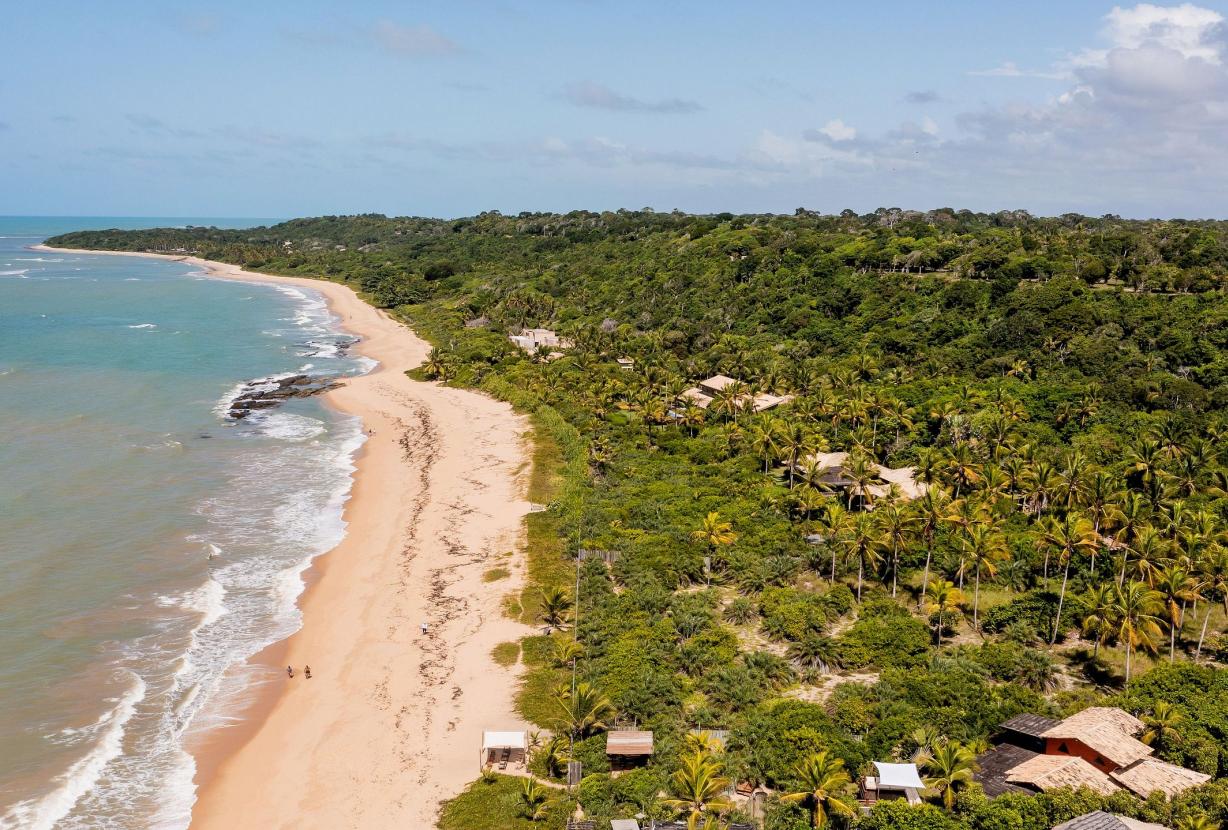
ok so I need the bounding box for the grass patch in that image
[438,773,570,830]
[515,635,567,728]
[492,641,521,667]
[483,567,511,583]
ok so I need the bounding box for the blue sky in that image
[4,1,1228,218]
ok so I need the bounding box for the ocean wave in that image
[15,257,64,262]
[0,268,29,277]
[0,672,146,830]
[257,412,328,441]
[128,323,157,329]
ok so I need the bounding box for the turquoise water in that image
[0,218,370,828]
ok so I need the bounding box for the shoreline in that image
[37,245,537,828]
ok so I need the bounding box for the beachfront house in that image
[1052,812,1170,830]
[798,451,926,504]
[677,375,792,413]
[606,730,653,770]
[974,707,1209,801]
[509,327,572,357]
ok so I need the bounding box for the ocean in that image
[0,218,371,828]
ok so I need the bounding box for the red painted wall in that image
[1044,737,1118,773]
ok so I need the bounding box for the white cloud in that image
[1102,2,1224,62]
[562,81,703,114]
[372,22,460,57]
[818,119,857,141]
[970,61,1069,80]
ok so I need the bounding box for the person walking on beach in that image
[304,665,312,679]
[287,665,294,678]
[420,621,429,636]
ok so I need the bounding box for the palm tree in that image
[538,586,573,633]
[1141,700,1185,752]
[554,682,615,737]
[1153,564,1199,661]
[1112,581,1164,685]
[923,741,977,810]
[549,638,584,669]
[1127,526,1173,587]
[779,751,856,829]
[1038,514,1097,644]
[662,750,733,819]
[878,502,917,598]
[962,523,1008,631]
[818,503,850,584]
[787,633,843,674]
[692,512,737,571]
[1174,815,1220,830]
[778,422,819,488]
[843,512,884,601]
[747,418,782,474]
[1082,584,1118,658]
[1197,547,1228,660]
[517,778,551,821]
[924,580,964,646]
[915,488,950,610]
[945,444,982,499]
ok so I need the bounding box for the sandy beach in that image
[37,246,536,828]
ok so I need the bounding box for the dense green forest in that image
[50,209,1228,830]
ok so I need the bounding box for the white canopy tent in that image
[482,731,527,751]
[863,762,925,806]
[873,762,925,790]
[481,730,528,769]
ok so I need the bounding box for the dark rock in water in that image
[226,373,343,419]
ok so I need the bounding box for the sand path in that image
[39,246,535,829]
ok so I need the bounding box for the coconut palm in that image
[878,502,917,598]
[692,512,738,572]
[554,682,615,737]
[517,778,551,821]
[923,741,978,810]
[915,488,950,610]
[538,586,573,633]
[549,638,584,669]
[818,503,851,584]
[1153,564,1199,661]
[1128,526,1173,587]
[778,422,820,488]
[662,750,733,819]
[924,580,964,646]
[843,512,884,601]
[1112,581,1165,685]
[1082,584,1118,658]
[747,418,782,474]
[1141,700,1185,751]
[1038,514,1097,644]
[779,751,857,829]
[962,523,1009,631]
[1174,815,1220,830]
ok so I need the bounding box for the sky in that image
[4,1,1228,219]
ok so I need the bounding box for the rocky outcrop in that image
[227,374,342,419]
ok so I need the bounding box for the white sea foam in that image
[0,268,29,276]
[128,323,157,329]
[259,412,327,441]
[0,673,146,830]
[7,259,374,828]
[15,257,63,262]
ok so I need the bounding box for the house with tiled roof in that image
[1052,812,1169,830]
[1040,707,1152,773]
[977,707,1209,802]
